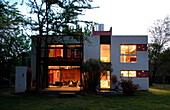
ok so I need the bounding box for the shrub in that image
[119,79,138,95]
[111,75,118,84]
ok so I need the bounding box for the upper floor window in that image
[100,44,110,62]
[67,45,82,58]
[48,44,82,58]
[120,45,137,63]
[49,45,63,58]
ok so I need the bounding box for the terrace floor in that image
[41,86,83,94]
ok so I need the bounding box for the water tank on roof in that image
[98,24,104,31]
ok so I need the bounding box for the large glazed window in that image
[49,45,63,58]
[48,66,80,87]
[120,45,137,63]
[100,44,110,62]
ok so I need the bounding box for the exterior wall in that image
[31,35,149,90]
[111,36,149,90]
[15,66,27,93]
[84,35,100,61]
[84,35,149,90]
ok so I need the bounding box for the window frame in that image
[48,44,83,59]
[120,44,137,63]
[120,70,137,78]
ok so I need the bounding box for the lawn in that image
[0,85,170,110]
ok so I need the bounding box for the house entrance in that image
[48,66,81,88]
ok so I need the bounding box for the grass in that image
[0,84,170,110]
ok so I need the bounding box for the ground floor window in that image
[100,71,111,89]
[121,70,148,78]
[121,70,136,77]
[48,66,80,87]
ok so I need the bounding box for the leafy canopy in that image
[26,0,97,36]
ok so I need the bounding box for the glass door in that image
[100,71,111,89]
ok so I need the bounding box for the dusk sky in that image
[10,0,170,35]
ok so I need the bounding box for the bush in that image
[119,79,138,95]
[111,75,118,84]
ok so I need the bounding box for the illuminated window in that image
[121,71,136,77]
[48,66,80,87]
[129,71,136,77]
[100,44,110,62]
[121,71,128,77]
[100,71,110,89]
[48,45,63,58]
[120,45,137,63]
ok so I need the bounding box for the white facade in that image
[31,34,149,90]
[84,35,149,90]
[15,66,27,93]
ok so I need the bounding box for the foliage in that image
[157,48,170,76]
[81,59,113,94]
[25,0,97,89]
[153,48,170,84]
[111,74,118,84]
[119,79,138,95]
[0,0,30,88]
[148,16,170,85]
[148,16,170,46]
[26,0,96,37]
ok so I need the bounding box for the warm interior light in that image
[129,71,136,77]
[121,71,128,77]
[100,44,110,62]
[100,71,110,89]
[121,71,136,77]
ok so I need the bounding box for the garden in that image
[0,84,170,110]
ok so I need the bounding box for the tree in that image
[25,0,96,89]
[26,0,96,36]
[81,59,113,94]
[148,16,170,85]
[156,48,170,84]
[0,0,30,88]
